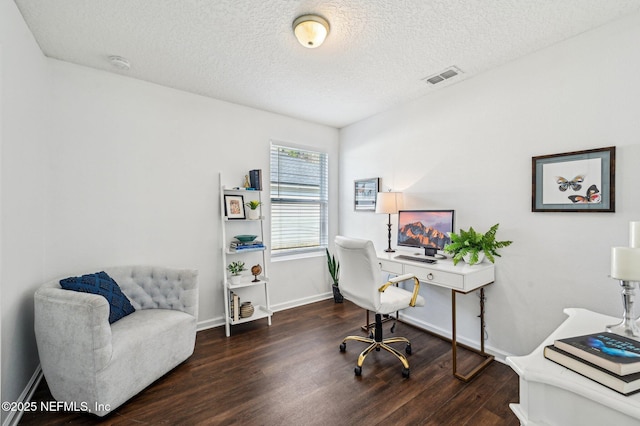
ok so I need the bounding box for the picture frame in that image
[532,146,615,212]
[224,194,246,219]
[354,178,380,211]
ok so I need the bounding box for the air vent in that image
[422,66,463,85]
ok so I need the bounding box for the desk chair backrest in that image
[335,236,382,312]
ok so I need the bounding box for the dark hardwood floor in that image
[20,299,519,425]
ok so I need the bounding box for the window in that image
[270,143,328,256]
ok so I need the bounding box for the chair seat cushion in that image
[379,286,425,314]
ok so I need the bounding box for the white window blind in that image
[270,143,328,256]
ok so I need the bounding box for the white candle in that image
[611,247,640,281]
[630,221,640,249]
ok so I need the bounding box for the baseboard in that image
[398,312,513,364]
[196,293,333,332]
[196,317,225,331]
[2,366,43,426]
[270,292,332,312]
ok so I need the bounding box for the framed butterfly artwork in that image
[532,146,615,212]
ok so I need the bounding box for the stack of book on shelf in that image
[544,331,640,395]
[229,240,265,252]
[230,292,240,322]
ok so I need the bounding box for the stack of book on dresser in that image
[544,332,640,395]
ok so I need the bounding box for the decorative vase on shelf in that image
[240,302,254,318]
[463,251,485,265]
[247,209,259,220]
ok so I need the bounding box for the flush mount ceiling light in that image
[108,55,130,70]
[293,14,329,48]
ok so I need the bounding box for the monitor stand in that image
[424,247,437,257]
[423,247,447,260]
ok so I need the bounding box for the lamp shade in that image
[293,15,329,48]
[611,247,640,281]
[630,221,640,249]
[375,192,403,215]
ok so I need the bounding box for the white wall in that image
[1,1,339,417]
[45,60,339,325]
[340,12,640,357]
[0,0,49,421]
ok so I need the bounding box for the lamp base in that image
[606,280,640,339]
[384,248,395,253]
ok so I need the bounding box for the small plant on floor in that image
[326,248,343,303]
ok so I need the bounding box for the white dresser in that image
[507,308,640,425]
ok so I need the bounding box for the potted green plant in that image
[245,200,262,220]
[444,223,512,265]
[227,261,246,284]
[326,248,342,303]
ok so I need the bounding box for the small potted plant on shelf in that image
[444,223,513,265]
[227,261,246,284]
[326,248,342,303]
[245,200,262,220]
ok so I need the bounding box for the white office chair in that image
[335,236,425,378]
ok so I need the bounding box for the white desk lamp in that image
[375,191,403,253]
[607,246,640,338]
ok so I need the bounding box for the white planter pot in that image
[230,275,242,285]
[463,251,485,265]
[247,209,260,220]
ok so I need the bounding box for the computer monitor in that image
[397,210,455,256]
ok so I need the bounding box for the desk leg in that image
[452,287,494,382]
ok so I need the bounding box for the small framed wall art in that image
[224,194,246,219]
[354,178,379,211]
[532,146,615,212]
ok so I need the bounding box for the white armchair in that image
[34,266,198,416]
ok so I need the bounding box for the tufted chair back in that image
[105,266,198,318]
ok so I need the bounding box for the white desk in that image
[377,251,495,381]
[507,308,640,426]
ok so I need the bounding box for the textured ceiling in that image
[14,0,640,128]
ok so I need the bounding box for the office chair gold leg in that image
[357,342,379,367]
[342,335,373,345]
[382,337,410,345]
[380,343,410,369]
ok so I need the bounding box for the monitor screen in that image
[397,210,454,255]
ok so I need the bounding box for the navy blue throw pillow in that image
[60,271,135,324]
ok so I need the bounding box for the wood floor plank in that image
[19,299,519,425]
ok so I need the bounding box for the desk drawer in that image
[405,264,464,290]
[379,259,403,274]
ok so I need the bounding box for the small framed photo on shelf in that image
[354,178,379,211]
[224,195,246,219]
[532,146,615,212]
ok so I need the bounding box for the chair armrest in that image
[34,285,113,375]
[378,274,421,307]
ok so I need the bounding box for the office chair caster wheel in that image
[354,366,362,376]
[339,342,346,352]
[405,344,412,355]
[390,323,396,333]
[402,368,410,378]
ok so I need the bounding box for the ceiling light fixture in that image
[108,55,131,70]
[293,14,329,48]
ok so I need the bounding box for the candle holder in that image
[608,246,640,339]
[606,280,640,338]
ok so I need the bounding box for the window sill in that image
[271,249,325,262]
